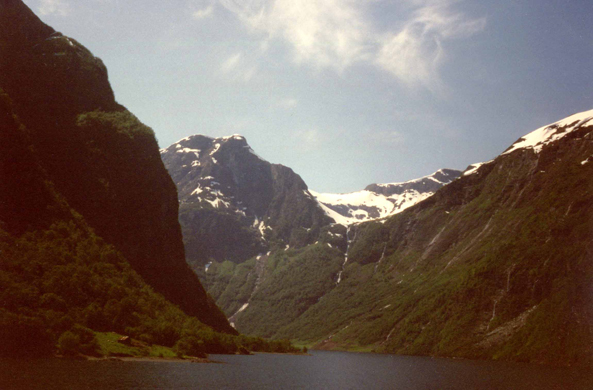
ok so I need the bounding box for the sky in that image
[22,0,593,193]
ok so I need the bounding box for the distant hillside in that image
[164,109,593,366]
[161,134,459,334]
[312,169,461,225]
[284,110,593,366]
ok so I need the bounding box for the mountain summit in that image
[312,169,461,225]
[161,134,332,267]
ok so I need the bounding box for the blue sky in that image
[23,0,593,193]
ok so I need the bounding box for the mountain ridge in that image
[280,108,593,366]
[165,108,593,366]
[312,168,462,225]
[161,131,465,340]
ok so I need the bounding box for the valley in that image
[163,110,593,366]
[2,0,592,373]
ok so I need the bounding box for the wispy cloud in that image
[220,52,258,82]
[376,4,486,90]
[192,5,214,19]
[292,128,327,151]
[38,0,71,16]
[188,0,216,20]
[221,52,243,72]
[214,0,485,90]
[220,0,371,71]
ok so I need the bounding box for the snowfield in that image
[310,169,457,225]
[503,109,593,155]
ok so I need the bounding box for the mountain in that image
[0,0,234,337]
[279,109,593,366]
[311,169,461,225]
[165,109,593,366]
[160,134,333,268]
[161,135,459,332]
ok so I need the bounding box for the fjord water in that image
[1,351,589,390]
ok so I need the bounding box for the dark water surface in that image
[0,350,590,389]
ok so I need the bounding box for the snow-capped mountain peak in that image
[312,169,462,225]
[461,108,593,179]
[503,109,593,156]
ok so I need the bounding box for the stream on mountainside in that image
[336,226,356,284]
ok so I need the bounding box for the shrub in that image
[174,336,206,358]
[57,331,80,356]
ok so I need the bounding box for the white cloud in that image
[192,5,214,19]
[376,5,486,89]
[38,0,71,16]
[216,0,485,90]
[221,0,371,71]
[220,52,258,82]
[221,52,243,72]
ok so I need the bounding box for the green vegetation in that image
[95,332,177,358]
[0,8,300,361]
[199,124,593,367]
[77,110,155,140]
[0,220,300,358]
[58,325,100,356]
[202,243,344,337]
[282,131,593,366]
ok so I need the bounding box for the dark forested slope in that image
[0,0,233,335]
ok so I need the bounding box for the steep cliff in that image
[161,134,332,267]
[162,134,461,335]
[0,0,233,334]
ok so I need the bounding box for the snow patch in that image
[210,143,221,156]
[462,160,493,177]
[311,186,434,225]
[191,185,204,195]
[503,109,593,155]
[237,303,249,313]
[175,147,201,159]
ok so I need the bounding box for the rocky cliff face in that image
[161,134,332,267]
[162,134,463,336]
[0,0,234,334]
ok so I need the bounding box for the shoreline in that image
[66,355,219,364]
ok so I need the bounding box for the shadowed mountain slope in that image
[0,0,233,334]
